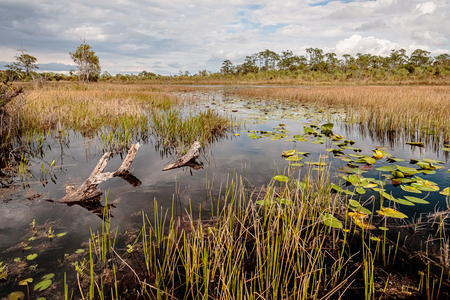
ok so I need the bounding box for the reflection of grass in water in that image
[72,168,448,299]
[151,109,236,154]
[226,86,450,141]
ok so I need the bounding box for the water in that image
[1,88,450,297]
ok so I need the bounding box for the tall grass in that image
[74,167,449,299]
[226,86,450,141]
[151,109,236,154]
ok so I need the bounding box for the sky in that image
[0,0,449,75]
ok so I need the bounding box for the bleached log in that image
[60,143,140,203]
[162,141,202,171]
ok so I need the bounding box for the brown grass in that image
[226,85,450,140]
[13,83,193,132]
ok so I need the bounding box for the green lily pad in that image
[26,254,37,260]
[282,150,296,157]
[404,196,430,204]
[7,291,25,300]
[393,198,415,206]
[400,185,422,194]
[19,278,33,285]
[34,279,52,292]
[331,184,344,193]
[356,187,366,194]
[273,175,289,182]
[42,273,55,280]
[396,165,420,175]
[289,163,304,167]
[321,213,343,229]
[440,188,450,196]
[423,158,444,164]
[363,156,376,165]
[375,166,397,172]
[378,207,408,219]
[387,157,405,162]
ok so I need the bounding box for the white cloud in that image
[335,34,399,56]
[415,2,437,15]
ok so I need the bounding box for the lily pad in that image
[377,207,407,219]
[273,175,289,182]
[396,165,420,175]
[321,213,343,229]
[7,291,25,300]
[423,158,444,164]
[440,188,450,196]
[375,166,397,172]
[282,150,296,157]
[353,218,376,230]
[42,273,55,280]
[26,254,37,260]
[289,163,304,167]
[404,196,430,204]
[387,157,405,162]
[285,155,303,161]
[393,198,415,206]
[19,278,33,285]
[34,279,52,292]
[400,185,422,194]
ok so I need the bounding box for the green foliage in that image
[69,40,101,82]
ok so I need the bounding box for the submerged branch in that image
[60,143,141,203]
[162,141,202,171]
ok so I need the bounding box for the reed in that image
[73,166,450,299]
[226,85,450,140]
[151,109,236,154]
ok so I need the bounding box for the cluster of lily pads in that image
[261,122,450,231]
[0,219,90,299]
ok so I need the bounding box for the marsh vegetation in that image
[1,82,450,300]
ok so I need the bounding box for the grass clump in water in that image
[151,109,236,154]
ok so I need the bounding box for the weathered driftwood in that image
[60,143,141,203]
[163,141,202,171]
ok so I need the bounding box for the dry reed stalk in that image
[227,86,450,139]
[10,83,185,131]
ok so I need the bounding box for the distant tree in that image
[389,49,407,69]
[220,60,234,74]
[355,53,372,70]
[13,44,38,76]
[434,54,450,66]
[278,50,295,70]
[325,52,339,72]
[257,49,279,71]
[409,49,432,67]
[69,40,100,82]
[4,64,23,81]
[238,55,259,74]
[306,48,324,70]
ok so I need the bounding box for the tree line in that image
[2,44,450,83]
[219,48,450,77]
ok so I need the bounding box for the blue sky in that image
[0,0,448,75]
